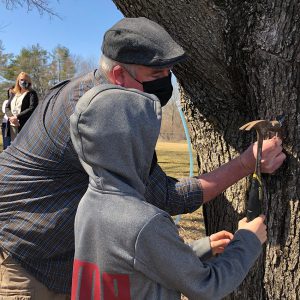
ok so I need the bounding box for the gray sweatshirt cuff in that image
[189,236,213,260]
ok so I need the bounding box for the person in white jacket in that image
[1,87,13,150]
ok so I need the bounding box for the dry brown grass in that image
[155,140,205,242]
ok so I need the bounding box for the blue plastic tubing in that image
[174,99,194,224]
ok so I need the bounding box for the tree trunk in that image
[112,1,300,299]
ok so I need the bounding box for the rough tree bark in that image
[112,1,300,299]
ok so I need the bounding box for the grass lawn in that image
[156,140,206,242]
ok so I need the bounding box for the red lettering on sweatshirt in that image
[71,259,101,300]
[102,273,131,300]
[71,259,131,300]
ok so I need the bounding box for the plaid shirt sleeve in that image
[145,162,203,216]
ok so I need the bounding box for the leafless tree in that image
[2,0,59,17]
[112,1,300,299]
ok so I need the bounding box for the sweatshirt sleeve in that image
[145,162,203,215]
[134,213,261,300]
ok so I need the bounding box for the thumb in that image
[238,217,247,226]
[251,214,266,224]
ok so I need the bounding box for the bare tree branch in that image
[2,0,61,18]
[0,23,9,32]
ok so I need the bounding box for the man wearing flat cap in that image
[0,17,285,299]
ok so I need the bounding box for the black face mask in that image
[125,69,173,107]
[19,80,29,89]
[141,73,173,107]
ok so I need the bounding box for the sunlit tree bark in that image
[113,1,300,299]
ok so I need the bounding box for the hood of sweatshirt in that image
[70,84,161,197]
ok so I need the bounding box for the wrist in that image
[238,154,253,174]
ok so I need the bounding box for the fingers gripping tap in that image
[240,118,283,221]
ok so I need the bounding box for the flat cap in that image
[101,17,186,67]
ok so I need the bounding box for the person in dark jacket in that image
[5,71,39,141]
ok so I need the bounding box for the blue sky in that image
[0,0,123,61]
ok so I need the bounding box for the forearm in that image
[147,154,250,212]
[135,216,262,300]
[198,155,251,203]
[198,137,286,202]
[145,163,203,215]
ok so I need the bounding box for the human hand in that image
[9,116,20,127]
[239,137,286,174]
[209,230,234,255]
[238,215,267,244]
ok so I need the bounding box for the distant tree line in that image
[160,88,187,142]
[0,40,97,102]
[0,39,187,142]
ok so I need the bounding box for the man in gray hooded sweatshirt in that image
[70,82,266,300]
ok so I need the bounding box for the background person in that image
[5,72,39,141]
[0,17,285,299]
[1,87,14,150]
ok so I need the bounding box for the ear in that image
[110,65,125,86]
